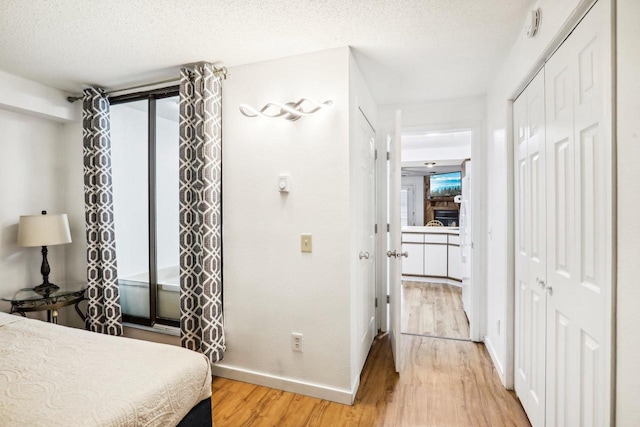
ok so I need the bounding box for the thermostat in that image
[278,174,290,192]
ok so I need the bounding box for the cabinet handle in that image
[546,285,553,296]
[396,251,408,258]
[386,250,397,258]
[359,251,370,260]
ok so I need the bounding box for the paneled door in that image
[514,68,547,427]
[544,0,613,425]
[356,109,377,374]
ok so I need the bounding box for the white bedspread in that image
[0,312,211,427]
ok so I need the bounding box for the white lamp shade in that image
[17,213,72,247]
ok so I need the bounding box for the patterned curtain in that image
[179,64,225,363]
[82,87,123,336]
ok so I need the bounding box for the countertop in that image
[402,226,460,235]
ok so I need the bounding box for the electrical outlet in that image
[292,333,303,352]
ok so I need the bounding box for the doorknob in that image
[396,251,408,258]
[359,251,370,260]
[386,250,397,258]
[536,278,546,290]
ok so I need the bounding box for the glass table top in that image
[2,283,88,303]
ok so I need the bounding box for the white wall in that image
[0,69,75,122]
[0,71,78,319]
[217,47,355,403]
[0,110,65,317]
[484,0,595,386]
[57,108,88,328]
[616,0,640,422]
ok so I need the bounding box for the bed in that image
[0,312,212,426]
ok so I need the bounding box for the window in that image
[110,88,180,327]
[401,185,415,227]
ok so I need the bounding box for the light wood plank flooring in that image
[402,281,470,339]
[211,334,530,426]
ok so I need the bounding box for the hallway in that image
[402,280,470,340]
[211,334,529,426]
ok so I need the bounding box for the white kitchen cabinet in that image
[424,243,447,277]
[401,229,460,281]
[401,243,424,275]
[447,244,461,280]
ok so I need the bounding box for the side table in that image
[1,283,87,324]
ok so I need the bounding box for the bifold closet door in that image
[544,0,613,425]
[513,69,547,427]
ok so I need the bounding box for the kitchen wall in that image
[616,0,640,422]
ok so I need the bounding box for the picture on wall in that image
[429,172,462,198]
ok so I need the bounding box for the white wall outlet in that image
[278,174,290,192]
[292,333,303,352]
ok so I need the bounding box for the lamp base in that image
[33,282,60,295]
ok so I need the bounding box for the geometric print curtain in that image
[82,87,124,336]
[178,63,225,363]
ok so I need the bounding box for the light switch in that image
[301,234,312,252]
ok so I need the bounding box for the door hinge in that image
[386,151,390,160]
[375,224,378,234]
[386,295,390,304]
[375,297,378,308]
[375,149,378,160]
[387,223,390,232]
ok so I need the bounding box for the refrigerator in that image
[459,160,472,319]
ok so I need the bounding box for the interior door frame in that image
[377,120,486,343]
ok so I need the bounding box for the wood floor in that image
[211,334,530,426]
[402,281,470,339]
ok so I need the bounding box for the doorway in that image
[398,129,472,341]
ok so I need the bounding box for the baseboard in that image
[483,335,506,387]
[401,276,462,287]
[211,363,357,405]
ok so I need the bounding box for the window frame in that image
[111,86,180,328]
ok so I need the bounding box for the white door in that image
[388,110,403,372]
[544,0,612,425]
[356,110,376,373]
[514,68,547,427]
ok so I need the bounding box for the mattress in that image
[0,312,211,427]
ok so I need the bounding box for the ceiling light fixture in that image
[425,162,436,168]
[239,98,333,121]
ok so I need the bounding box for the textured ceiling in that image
[0,0,532,105]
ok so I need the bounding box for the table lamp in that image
[17,210,72,294]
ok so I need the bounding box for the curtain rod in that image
[66,66,229,103]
